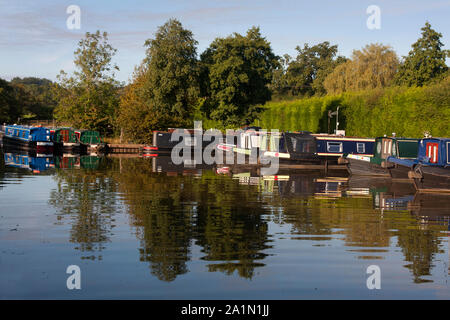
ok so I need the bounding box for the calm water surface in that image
[1,152,450,299]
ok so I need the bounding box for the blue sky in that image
[0,0,449,84]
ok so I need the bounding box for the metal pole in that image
[335,106,340,133]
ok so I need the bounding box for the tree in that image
[54,31,120,135]
[118,19,200,143]
[0,78,21,123]
[284,42,346,97]
[269,54,292,98]
[200,27,278,127]
[324,43,399,94]
[10,77,57,119]
[395,22,449,86]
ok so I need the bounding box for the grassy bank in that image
[253,78,450,138]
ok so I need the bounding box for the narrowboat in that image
[2,125,53,153]
[346,136,418,177]
[51,127,81,153]
[74,130,105,153]
[408,137,450,193]
[263,132,374,165]
[152,129,221,154]
[230,127,263,156]
[4,152,54,173]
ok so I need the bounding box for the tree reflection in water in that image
[48,156,119,260]
[45,155,450,284]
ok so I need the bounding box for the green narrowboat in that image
[51,127,81,153]
[74,130,105,153]
[346,136,419,178]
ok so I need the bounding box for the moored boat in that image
[51,127,81,153]
[263,131,374,166]
[408,137,450,193]
[151,129,222,154]
[2,125,53,153]
[74,130,105,153]
[346,136,418,178]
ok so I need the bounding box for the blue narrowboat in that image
[263,132,374,165]
[405,137,450,193]
[2,125,53,153]
[4,152,54,173]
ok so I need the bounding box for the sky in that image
[0,0,449,84]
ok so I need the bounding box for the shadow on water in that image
[1,150,450,286]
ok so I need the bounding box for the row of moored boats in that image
[1,124,105,155]
[148,128,450,194]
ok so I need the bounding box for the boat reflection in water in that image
[3,150,54,174]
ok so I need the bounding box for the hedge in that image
[253,79,450,138]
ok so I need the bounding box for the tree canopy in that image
[54,31,121,134]
[118,19,200,143]
[395,22,449,86]
[278,42,346,97]
[323,43,399,94]
[200,27,279,127]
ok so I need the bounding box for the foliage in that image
[0,77,56,123]
[53,31,121,135]
[200,27,278,128]
[324,43,399,94]
[10,77,57,119]
[282,41,346,97]
[395,22,449,87]
[0,78,21,123]
[255,78,450,138]
[118,19,200,143]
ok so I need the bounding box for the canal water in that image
[1,152,450,299]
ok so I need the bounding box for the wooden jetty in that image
[105,144,145,154]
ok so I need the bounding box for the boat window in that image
[391,143,397,157]
[289,137,314,153]
[327,142,343,153]
[398,140,418,159]
[356,143,365,153]
[426,142,439,163]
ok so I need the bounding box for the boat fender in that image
[408,171,422,179]
[337,157,348,165]
[381,161,394,169]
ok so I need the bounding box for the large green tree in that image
[395,22,449,86]
[324,43,399,94]
[54,31,121,135]
[200,27,278,127]
[118,19,200,143]
[284,42,346,97]
[0,78,21,123]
